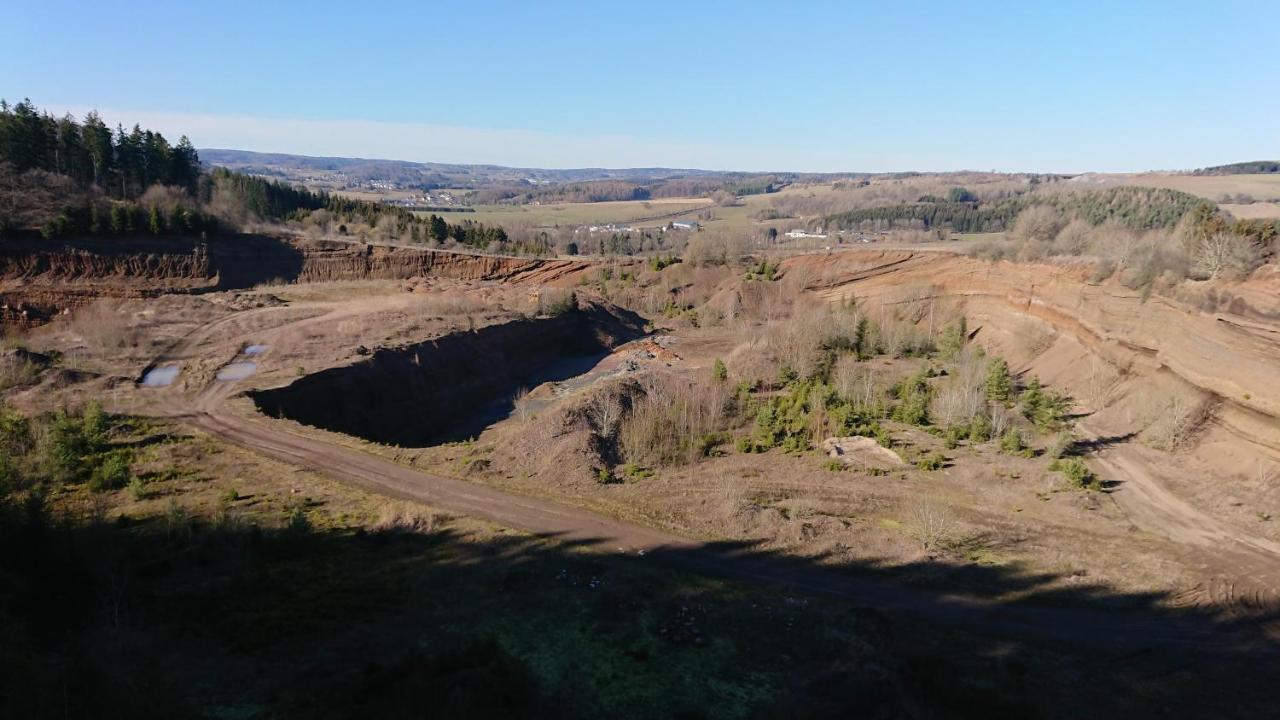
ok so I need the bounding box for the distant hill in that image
[197,148,873,203]
[198,148,734,189]
[1192,161,1280,176]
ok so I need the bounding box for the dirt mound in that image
[821,436,905,469]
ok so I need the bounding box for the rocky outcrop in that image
[0,233,594,326]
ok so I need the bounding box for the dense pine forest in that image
[0,100,512,250]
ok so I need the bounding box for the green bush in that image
[1051,457,1099,490]
[875,426,894,448]
[967,414,993,443]
[824,459,847,472]
[999,428,1030,456]
[620,463,653,479]
[44,411,93,483]
[943,425,966,449]
[890,368,934,426]
[712,358,728,382]
[915,451,946,471]
[937,318,968,360]
[89,450,132,492]
[1020,377,1072,433]
[127,475,149,501]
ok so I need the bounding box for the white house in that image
[785,228,828,239]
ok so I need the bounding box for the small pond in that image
[141,364,181,387]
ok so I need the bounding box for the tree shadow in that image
[1072,431,1140,454]
[0,497,1276,719]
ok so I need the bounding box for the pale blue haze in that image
[2,0,1277,171]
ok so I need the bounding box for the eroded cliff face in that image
[783,249,1280,451]
[0,234,593,326]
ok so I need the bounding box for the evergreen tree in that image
[429,214,449,242]
[985,358,1013,405]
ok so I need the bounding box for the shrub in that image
[619,376,734,466]
[936,317,968,360]
[752,384,815,452]
[875,426,894,448]
[537,289,578,315]
[1143,389,1209,451]
[915,451,946,471]
[824,459,847,472]
[967,413,993,443]
[127,475,149,501]
[1045,431,1075,460]
[287,507,310,532]
[43,411,93,483]
[620,463,653,479]
[1020,377,1071,433]
[1051,457,1099,490]
[89,449,132,492]
[943,425,965,449]
[712,358,728,382]
[999,428,1029,456]
[890,368,934,426]
[596,467,616,484]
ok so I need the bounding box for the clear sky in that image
[3,0,1277,172]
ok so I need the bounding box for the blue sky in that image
[3,0,1277,172]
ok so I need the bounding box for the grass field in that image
[411,183,852,234]
[419,197,710,228]
[1114,172,1280,210]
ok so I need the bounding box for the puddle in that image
[140,364,181,387]
[243,344,268,355]
[216,361,258,381]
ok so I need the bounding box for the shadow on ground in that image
[1,492,1276,720]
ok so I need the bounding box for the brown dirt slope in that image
[0,233,593,326]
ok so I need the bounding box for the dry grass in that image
[67,300,140,357]
[373,502,439,533]
[0,352,42,390]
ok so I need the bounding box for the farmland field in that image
[1118,172,1280,199]
[418,197,710,228]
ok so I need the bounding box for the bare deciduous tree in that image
[1192,233,1260,280]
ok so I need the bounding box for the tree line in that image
[210,168,510,248]
[0,100,515,250]
[0,98,200,198]
[825,187,1213,233]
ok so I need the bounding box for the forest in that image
[1192,160,1280,176]
[825,186,1215,233]
[0,100,512,250]
[0,99,200,197]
